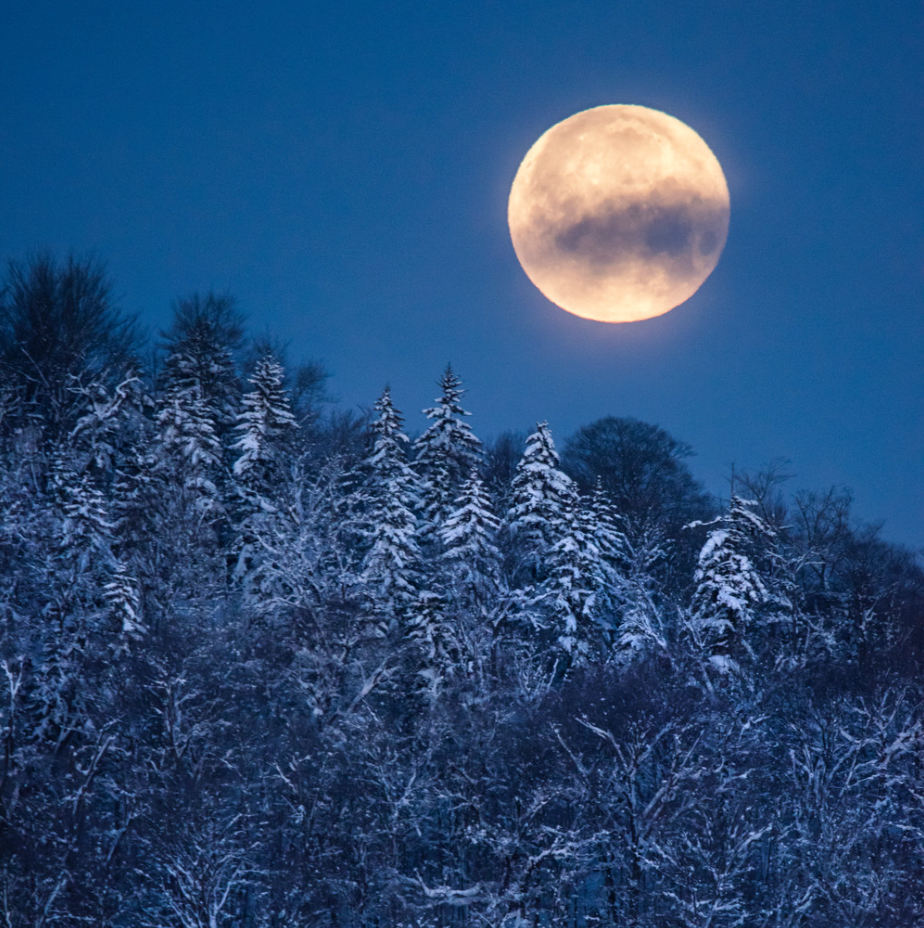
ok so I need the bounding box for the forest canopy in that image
[1,254,923,927]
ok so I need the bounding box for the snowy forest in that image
[1,253,923,928]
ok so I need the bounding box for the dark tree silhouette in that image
[0,253,138,441]
[562,416,712,538]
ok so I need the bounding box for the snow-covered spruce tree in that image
[586,479,630,630]
[359,388,421,630]
[50,373,149,603]
[0,432,48,649]
[69,370,149,478]
[503,421,575,588]
[542,485,630,670]
[49,450,114,603]
[68,370,158,570]
[155,293,243,514]
[156,355,225,515]
[110,408,158,565]
[146,299,243,605]
[152,369,232,606]
[617,526,671,662]
[30,451,115,755]
[405,589,461,703]
[231,354,297,581]
[440,466,502,603]
[687,495,775,671]
[233,355,297,505]
[161,293,242,432]
[103,561,144,647]
[583,478,670,662]
[413,365,481,550]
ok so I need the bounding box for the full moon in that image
[508,105,730,323]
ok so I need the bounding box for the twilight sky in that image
[1,1,922,547]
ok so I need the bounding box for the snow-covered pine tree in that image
[543,488,622,669]
[50,451,114,594]
[617,526,670,661]
[231,355,297,581]
[0,438,45,635]
[155,293,243,517]
[156,358,224,514]
[405,589,460,703]
[688,495,774,671]
[503,421,575,587]
[233,355,297,505]
[359,388,420,629]
[161,293,242,437]
[148,314,242,602]
[440,466,502,603]
[587,478,630,627]
[111,417,158,564]
[70,371,149,482]
[413,366,481,550]
[40,450,114,738]
[578,479,670,664]
[66,370,158,572]
[103,562,144,647]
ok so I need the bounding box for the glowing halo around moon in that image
[507,104,730,323]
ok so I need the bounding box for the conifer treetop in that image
[415,365,481,466]
[233,354,297,479]
[689,494,773,666]
[507,422,576,535]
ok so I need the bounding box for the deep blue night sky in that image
[1,1,921,546]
